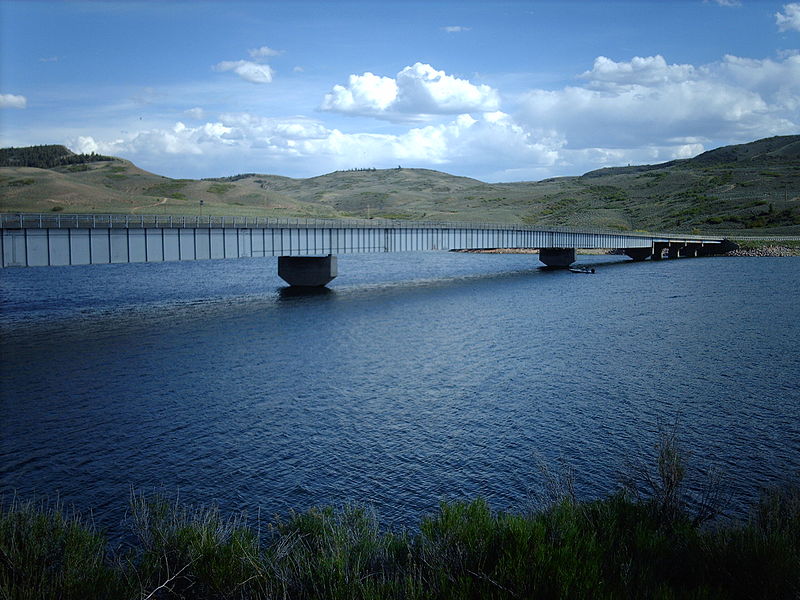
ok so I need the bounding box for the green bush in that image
[2,439,798,599]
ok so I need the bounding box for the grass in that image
[1,440,799,599]
[3,135,799,233]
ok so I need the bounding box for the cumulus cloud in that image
[517,53,799,153]
[321,63,499,120]
[322,72,398,114]
[581,55,696,87]
[63,50,800,181]
[0,94,27,109]
[213,60,275,83]
[776,3,800,31]
[70,110,560,180]
[442,25,471,33]
[72,120,236,158]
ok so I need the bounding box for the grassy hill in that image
[1,136,798,234]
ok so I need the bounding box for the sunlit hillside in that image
[2,136,799,234]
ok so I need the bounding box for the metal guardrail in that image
[721,235,800,241]
[0,213,732,242]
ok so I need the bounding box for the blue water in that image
[1,253,799,538]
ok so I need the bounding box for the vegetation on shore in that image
[1,136,799,235]
[2,435,798,599]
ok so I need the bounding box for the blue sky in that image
[1,0,799,181]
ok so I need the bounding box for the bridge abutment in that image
[278,255,338,287]
[538,247,576,268]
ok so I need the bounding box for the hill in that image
[1,135,798,234]
[0,144,115,168]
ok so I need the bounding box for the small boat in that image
[569,267,596,274]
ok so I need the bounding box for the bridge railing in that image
[0,212,730,242]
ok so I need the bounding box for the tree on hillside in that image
[0,145,114,168]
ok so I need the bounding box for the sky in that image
[1,0,799,182]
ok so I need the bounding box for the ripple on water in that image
[1,254,799,538]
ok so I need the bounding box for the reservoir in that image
[1,252,798,538]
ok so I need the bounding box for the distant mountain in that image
[1,136,798,234]
[582,135,800,177]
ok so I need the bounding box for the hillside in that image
[1,136,798,234]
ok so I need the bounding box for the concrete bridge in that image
[0,213,735,286]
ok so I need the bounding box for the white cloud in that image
[707,0,740,7]
[213,60,275,83]
[70,109,561,180]
[582,55,696,87]
[442,26,471,33]
[321,63,499,119]
[248,45,282,59]
[59,51,800,181]
[72,120,236,159]
[322,72,398,114]
[517,53,799,153]
[184,107,206,120]
[73,136,100,154]
[0,94,27,109]
[776,3,800,31]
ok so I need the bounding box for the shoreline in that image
[724,245,800,257]
[455,246,800,257]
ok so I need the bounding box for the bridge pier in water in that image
[538,247,576,268]
[278,255,338,287]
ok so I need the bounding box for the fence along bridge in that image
[0,213,735,286]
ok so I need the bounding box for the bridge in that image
[0,213,736,286]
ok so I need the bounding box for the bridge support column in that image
[680,244,700,257]
[538,247,576,268]
[278,255,337,287]
[623,247,652,261]
[668,243,684,259]
[652,243,668,260]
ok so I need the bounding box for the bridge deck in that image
[1,213,727,269]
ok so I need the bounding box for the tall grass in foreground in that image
[2,437,798,599]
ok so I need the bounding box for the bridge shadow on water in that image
[272,255,638,307]
[271,260,634,308]
[0,255,639,342]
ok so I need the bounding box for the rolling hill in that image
[1,137,798,234]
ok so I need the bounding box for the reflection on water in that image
[1,253,799,540]
[277,286,336,300]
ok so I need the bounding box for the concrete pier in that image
[278,255,337,287]
[538,247,576,268]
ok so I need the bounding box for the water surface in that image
[1,253,798,537]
